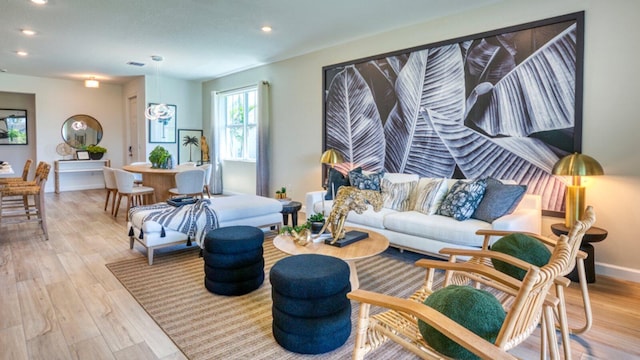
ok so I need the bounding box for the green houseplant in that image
[307,212,325,234]
[86,144,107,160]
[149,145,171,169]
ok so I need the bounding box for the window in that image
[219,87,257,161]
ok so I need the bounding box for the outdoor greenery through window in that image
[221,87,257,161]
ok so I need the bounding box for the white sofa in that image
[305,174,541,259]
[128,195,283,264]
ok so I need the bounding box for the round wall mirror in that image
[61,114,103,149]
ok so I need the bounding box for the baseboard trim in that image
[596,262,640,283]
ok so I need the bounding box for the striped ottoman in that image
[270,254,351,354]
[203,226,265,296]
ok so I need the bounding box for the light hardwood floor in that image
[1,189,639,359]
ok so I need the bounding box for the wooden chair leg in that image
[104,190,111,212]
[571,258,593,334]
[114,194,123,218]
[36,191,48,240]
[110,191,118,216]
[125,195,132,221]
[555,284,572,359]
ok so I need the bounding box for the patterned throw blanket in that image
[128,199,219,247]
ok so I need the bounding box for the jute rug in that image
[106,236,442,359]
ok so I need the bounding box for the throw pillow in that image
[437,179,487,221]
[349,169,385,191]
[472,178,527,223]
[491,233,552,280]
[324,167,357,200]
[418,285,506,360]
[381,178,417,211]
[412,178,448,215]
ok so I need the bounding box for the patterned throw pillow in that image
[349,169,385,191]
[472,178,527,223]
[324,167,353,200]
[437,179,487,221]
[381,178,417,211]
[412,178,448,215]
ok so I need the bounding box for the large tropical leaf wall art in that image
[323,12,584,215]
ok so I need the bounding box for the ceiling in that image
[1,0,501,84]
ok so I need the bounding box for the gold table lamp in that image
[320,149,344,190]
[552,152,604,227]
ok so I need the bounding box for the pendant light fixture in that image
[145,55,175,121]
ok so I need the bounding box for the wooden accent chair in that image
[102,167,118,215]
[441,206,596,359]
[347,231,574,359]
[0,161,51,239]
[0,159,32,184]
[168,168,206,199]
[113,169,156,221]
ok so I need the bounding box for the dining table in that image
[122,164,188,201]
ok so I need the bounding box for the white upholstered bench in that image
[127,195,283,264]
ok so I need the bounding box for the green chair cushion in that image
[418,285,506,360]
[491,233,552,280]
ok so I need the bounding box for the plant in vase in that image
[307,212,325,234]
[149,146,171,169]
[86,144,107,160]
[275,186,287,199]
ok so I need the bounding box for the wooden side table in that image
[551,223,608,283]
[280,201,302,227]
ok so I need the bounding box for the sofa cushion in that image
[346,206,395,229]
[472,178,527,223]
[383,211,492,247]
[412,178,448,215]
[211,195,283,222]
[437,179,487,221]
[325,167,355,200]
[381,178,417,211]
[349,168,385,191]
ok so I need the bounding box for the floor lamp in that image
[552,152,604,227]
[320,148,344,198]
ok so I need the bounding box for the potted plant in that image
[307,212,325,234]
[149,145,171,169]
[275,186,287,199]
[86,144,107,160]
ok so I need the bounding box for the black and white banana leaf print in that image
[325,21,578,212]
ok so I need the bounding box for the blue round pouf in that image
[202,226,265,296]
[270,254,351,354]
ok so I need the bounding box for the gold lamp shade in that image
[320,149,344,165]
[552,152,604,227]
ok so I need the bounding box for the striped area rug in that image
[106,236,442,359]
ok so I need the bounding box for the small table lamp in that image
[552,152,604,227]
[320,149,344,190]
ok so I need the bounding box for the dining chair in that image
[198,164,212,198]
[113,169,156,221]
[128,161,149,185]
[102,167,118,215]
[168,168,206,199]
[0,159,32,185]
[0,161,51,239]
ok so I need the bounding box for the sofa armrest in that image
[305,190,327,218]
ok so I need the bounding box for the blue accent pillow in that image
[348,169,385,191]
[418,285,506,360]
[437,179,487,221]
[472,178,527,223]
[491,233,551,280]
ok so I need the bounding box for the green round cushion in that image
[490,233,552,280]
[418,285,506,360]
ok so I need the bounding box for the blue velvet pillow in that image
[348,169,385,191]
[437,179,487,221]
[418,285,506,360]
[472,178,527,223]
[324,167,352,200]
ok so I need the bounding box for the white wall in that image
[202,0,640,282]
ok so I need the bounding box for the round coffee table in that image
[273,228,389,290]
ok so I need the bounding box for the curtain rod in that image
[215,81,269,95]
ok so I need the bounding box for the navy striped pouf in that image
[270,254,351,354]
[203,226,264,296]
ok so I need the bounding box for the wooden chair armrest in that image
[475,229,558,247]
[577,250,587,259]
[554,276,571,288]
[437,248,537,272]
[347,289,518,360]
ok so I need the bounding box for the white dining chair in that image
[102,167,118,215]
[198,164,212,198]
[168,168,206,199]
[113,169,156,221]
[128,162,150,185]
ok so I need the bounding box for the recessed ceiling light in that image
[85,77,100,88]
[261,26,272,33]
[30,0,48,4]
[21,29,37,36]
[16,51,28,57]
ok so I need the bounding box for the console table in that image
[54,159,110,193]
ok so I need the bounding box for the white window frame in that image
[218,86,257,162]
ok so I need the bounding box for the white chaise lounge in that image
[128,195,283,264]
